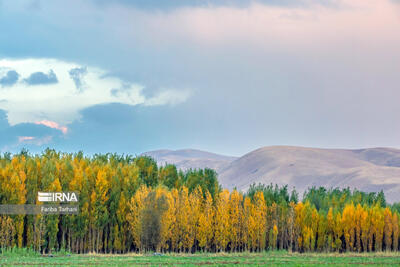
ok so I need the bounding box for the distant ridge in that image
[143,146,400,202]
[142,149,237,171]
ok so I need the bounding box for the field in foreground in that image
[1,251,400,266]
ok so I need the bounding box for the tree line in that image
[0,149,399,253]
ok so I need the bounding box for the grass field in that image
[1,249,400,266]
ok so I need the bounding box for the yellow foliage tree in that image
[214,190,230,251]
[198,191,214,252]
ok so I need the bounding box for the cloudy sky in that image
[0,0,399,156]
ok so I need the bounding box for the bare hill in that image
[143,146,400,202]
[218,146,400,203]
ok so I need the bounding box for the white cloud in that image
[144,89,192,106]
[0,58,191,128]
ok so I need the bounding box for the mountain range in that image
[143,146,400,203]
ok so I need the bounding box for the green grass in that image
[1,249,400,266]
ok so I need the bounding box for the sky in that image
[0,0,400,156]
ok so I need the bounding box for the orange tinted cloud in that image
[18,136,35,143]
[17,136,53,146]
[35,120,68,134]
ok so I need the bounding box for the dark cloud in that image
[0,70,19,87]
[69,66,87,91]
[0,109,62,152]
[8,123,59,137]
[24,69,58,85]
[60,103,187,154]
